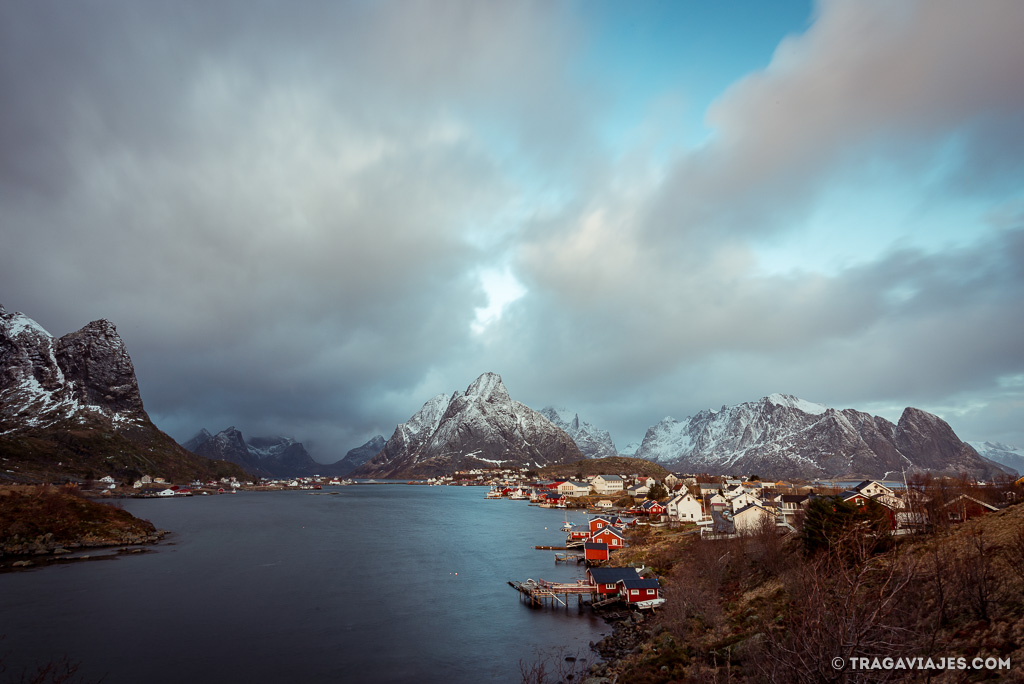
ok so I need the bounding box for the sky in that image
[2,0,1024,462]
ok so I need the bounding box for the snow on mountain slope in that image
[1,305,147,432]
[353,373,583,478]
[969,441,1024,476]
[634,394,1004,480]
[538,406,618,459]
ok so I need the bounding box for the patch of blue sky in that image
[575,0,814,155]
[752,169,1010,278]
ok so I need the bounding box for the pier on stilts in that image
[553,552,585,565]
[508,578,598,608]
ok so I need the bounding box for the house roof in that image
[592,525,625,539]
[584,542,609,551]
[943,494,999,511]
[734,502,775,517]
[781,494,809,503]
[595,474,622,481]
[588,567,641,584]
[619,578,661,590]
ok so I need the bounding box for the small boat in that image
[632,598,667,610]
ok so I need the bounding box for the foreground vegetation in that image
[1,485,162,561]
[0,415,249,485]
[592,496,1024,682]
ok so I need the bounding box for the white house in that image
[666,492,703,522]
[729,490,762,513]
[626,483,650,498]
[733,503,777,534]
[853,480,895,498]
[558,481,592,497]
[592,474,625,495]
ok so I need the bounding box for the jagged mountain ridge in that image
[0,305,247,483]
[184,428,386,478]
[353,372,583,479]
[539,407,618,459]
[633,393,1009,480]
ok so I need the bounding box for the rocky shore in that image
[584,610,653,682]
[1,484,168,570]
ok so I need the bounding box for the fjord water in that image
[0,486,606,683]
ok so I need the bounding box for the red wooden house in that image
[617,578,663,606]
[588,515,624,534]
[944,494,999,522]
[639,500,666,517]
[590,525,625,549]
[583,542,609,563]
[586,567,642,596]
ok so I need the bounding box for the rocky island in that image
[0,484,166,570]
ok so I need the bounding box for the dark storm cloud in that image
[2,0,1023,456]
[0,0,595,458]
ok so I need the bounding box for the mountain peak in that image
[354,374,582,478]
[764,393,828,415]
[464,372,510,404]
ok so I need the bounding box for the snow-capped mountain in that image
[1,305,147,430]
[538,407,618,459]
[969,441,1023,476]
[633,393,1008,480]
[0,305,246,483]
[618,442,641,458]
[353,372,583,478]
[186,428,314,478]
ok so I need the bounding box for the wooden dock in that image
[508,578,598,608]
[554,552,585,565]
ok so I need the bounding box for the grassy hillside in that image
[595,497,1024,682]
[538,456,670,480]
[0,415,249,484]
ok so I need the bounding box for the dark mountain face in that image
[184,428,366,479]
[353,372,584,479]
[328,435,387,476]
[0,305,248,484]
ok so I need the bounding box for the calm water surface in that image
[0,486,607,683]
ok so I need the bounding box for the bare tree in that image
[758,526,922,683]
[954,528,1006,623]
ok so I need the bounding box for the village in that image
[473,467,1023,616]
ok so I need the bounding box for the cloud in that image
[2,0,1023,457]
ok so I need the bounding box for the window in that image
[647,589,655,596]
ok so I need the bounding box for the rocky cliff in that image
[0,305,247,484]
